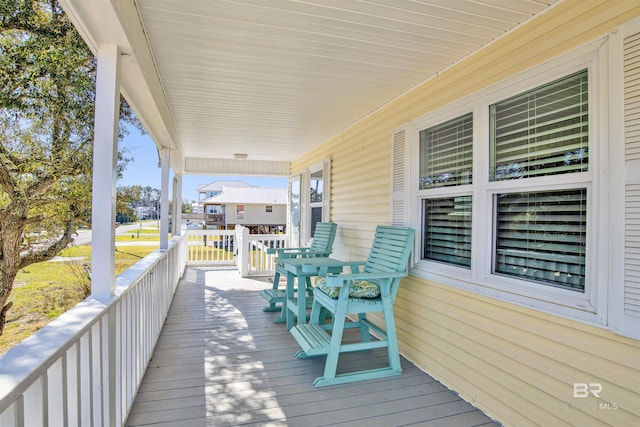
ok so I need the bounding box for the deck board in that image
[126,267,500,427]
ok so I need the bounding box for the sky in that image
[117,129,288,203]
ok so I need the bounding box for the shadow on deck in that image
[125,267,500,427]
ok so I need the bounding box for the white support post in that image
[160,148,170,250]
[239,226,250,277]
[173,174,183,237]
[91,45,120,302]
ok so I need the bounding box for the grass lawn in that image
[0,244,158,354]
[116,224,168,242]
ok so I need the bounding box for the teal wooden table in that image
[281,257,356,330]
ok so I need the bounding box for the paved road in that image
[72,223,163,246]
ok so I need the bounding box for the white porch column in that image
[160,148,170,250]
[91,45,120,301]
[173,174,183,237]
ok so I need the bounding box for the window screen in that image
[423,196,472,268]
[494,189,586,291]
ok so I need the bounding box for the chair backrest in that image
[364,226,415,297]
[308,222,338,254]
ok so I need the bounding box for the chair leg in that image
[263,270,282,313]
[314,310,347,386]
[312,306,403,387]
[263,304,281,312]
[383,305,402,372]
[285,272,297,330]
[357,313,370,342]
[309,298,323,324]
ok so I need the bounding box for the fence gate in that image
[235,226,288,277]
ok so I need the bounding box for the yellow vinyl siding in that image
[290,1,640,425]
[395,277,639,426]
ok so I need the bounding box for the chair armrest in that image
[267,246,309,255]
[301,261,366,276]
[267,247,320,255]
[324,271,407,287]
[267,247,332,258]
[267,247,299,256]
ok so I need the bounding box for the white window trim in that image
[288,174,301,248]
[293,158,331,246]
[404,36,612,326]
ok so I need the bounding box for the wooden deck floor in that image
[125,267,500,427]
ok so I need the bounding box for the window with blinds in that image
[494,189,586,291]
[420,113,473,189]
[490,69,588,181]
[403,37,609,323]
[423,196,472,267]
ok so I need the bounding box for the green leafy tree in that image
[182,199,193,214]
[117,185,142,222]
[0,0,141,335]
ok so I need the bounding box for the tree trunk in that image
[0,302,13,337]
[0,212,26,337]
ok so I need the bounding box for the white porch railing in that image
[185,228,287,277]
[0,228,285,427]
[0,235,186,427]
[235,227,287,277]
[185,229,236,265]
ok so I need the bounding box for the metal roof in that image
[202,186,288,205]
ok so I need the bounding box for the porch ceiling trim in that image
[60,0,562,177]
[184,157,290,177]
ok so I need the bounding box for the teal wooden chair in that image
[289,225,415,387]
[260,222,338,316]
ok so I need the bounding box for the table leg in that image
[297,273,308,328]
[285,271,296,330]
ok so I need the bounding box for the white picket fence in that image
[186,227,287,277]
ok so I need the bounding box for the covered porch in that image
[125,266,498,427]
[2,1,639,426]
[0,235,498,426]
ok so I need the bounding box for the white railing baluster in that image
[79,333,91,426]
[66,344,79,427]
[185,229,238,266]
[240,233,286,277]
[23,376,44,427]
[91,322,101,426]
[48,358,65,426]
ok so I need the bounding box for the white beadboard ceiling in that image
[64,0,560,175]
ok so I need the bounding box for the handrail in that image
[0,234,187,426]
[0,228,287,425]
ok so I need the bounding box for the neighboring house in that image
[133,205,156,220]
[193,180,255,214]
[189,202,201,214]
[202,186,287,233]
[196,180,254,203]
